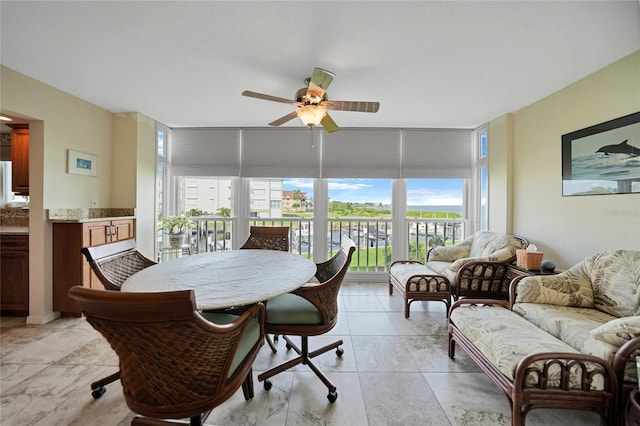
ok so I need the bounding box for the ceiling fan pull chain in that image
[309,127,314,149]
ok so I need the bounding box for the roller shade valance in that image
[322,129,402,178]
[170,128,240,176]
[241,128,321,177]
[169,127,473,179]
[402,129,473,178]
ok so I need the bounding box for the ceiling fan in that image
[242,67,380,133]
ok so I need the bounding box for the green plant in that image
[157,214,193,234]
[217,207,231,217]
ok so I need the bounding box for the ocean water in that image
[378,205,463,215]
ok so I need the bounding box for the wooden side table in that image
[506,264,558,280]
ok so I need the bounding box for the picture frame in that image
[67,149,97,176]
[561,111,640,196]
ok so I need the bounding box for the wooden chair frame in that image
[69,286,265,426]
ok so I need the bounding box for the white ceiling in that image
[1,1,638,130]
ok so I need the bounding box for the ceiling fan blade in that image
[307,68,335,98]
[323,100,380,113]
[269,111,299,127]
[242,90,297,105]
[321,113,340,133]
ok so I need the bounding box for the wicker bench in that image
[448,250,640,425]
[389,232,528,317]
[448,300,627,425]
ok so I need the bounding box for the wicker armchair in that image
[80,239,156,399]
[257,236,356,403]
[68,286,265,426]
[240,226,289,251]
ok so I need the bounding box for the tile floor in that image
[1,282,604,425]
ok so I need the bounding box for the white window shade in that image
[322,129,401,178]
[171,128,240,176]
[241,128,321,177]
[402,129,473,178]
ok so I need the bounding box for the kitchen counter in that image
[49,216,136,223]
[48,208,136,223]
[0,225,29,235]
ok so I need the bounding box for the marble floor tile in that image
[345,311,399,335]
[360,371,451,426]
[0,282,621,425]
[341,295,387,312]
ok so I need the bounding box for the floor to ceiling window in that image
[474,125,489,231]
[405,178,465,261]
[157,126,476,280]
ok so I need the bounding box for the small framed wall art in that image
[67,149,97,176]
[561,111,640,196]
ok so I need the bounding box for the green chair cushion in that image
[265,293,322,325]
[201,312,261,378]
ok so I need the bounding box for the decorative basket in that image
[516,249,544,270]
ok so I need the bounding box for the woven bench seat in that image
[448,300,619,426]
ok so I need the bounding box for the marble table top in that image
[121,249,316,310]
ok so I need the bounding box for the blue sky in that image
[283,178,464,206]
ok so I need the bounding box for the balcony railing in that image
[159,216,466,274]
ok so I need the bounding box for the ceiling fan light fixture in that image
[297,105,326,127]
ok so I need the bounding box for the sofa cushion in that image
[587,250,640,318]
[514,264,595,308]
[428,238,472,262]
[467,231,524,258]
[581,337,639,384]
[388,263,451,291]
[512,303,616,352]
[590,316,640,347]
[450,305,603,389]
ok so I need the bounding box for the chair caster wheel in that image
[91,387,106,399]
[264,380,272,391]
[327,391,338,403]
[273,335,279,342]
[336,347,344,357]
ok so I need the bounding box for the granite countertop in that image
[47,208,136,223]
[49,216,137,223]
[0,225,29,235]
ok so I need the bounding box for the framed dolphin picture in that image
[562,111,640,196]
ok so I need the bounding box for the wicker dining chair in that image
[81,239,156,291]
[80,239,156,398]
[68,286,265,426]
[257,236,356,403]
[240,226,290,251]
[239,225,290,351]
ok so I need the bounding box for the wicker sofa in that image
[389,231,528,317]
[448,249,640,425]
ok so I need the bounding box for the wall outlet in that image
[91,199,97,208]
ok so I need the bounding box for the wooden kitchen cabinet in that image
[11,128,29,194]
[53,219,135,314]
[1,235,29,315]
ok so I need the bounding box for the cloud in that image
[328,182,372,190]
[407,188,462,205]
[282,178,313,189]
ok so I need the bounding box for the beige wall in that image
[489,51,640,269]
[113,112,157,258]
[1,66,155,323]
[487,113,514,234]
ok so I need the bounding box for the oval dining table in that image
[121,249,317,310]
